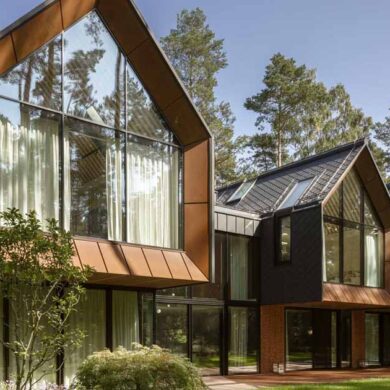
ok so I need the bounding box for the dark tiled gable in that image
[217,139,366,214]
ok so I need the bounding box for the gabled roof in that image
[217,138,390,228]
[0,0,212,146]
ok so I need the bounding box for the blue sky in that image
[1,0,390,137]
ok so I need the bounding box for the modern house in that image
[0,0,390,386]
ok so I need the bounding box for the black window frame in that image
[323,172,385,288]
[275,211,292,265]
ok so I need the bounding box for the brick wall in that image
[260,305,285,373]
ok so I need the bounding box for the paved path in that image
[203,368,390,389]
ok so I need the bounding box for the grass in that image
[268,378,390,389]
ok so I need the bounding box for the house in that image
[0,0,390,385]
[216,138,390,373]
[0,0,212,384]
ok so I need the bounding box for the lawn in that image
[269,378,390,389]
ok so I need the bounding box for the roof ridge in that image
[217,138,367,192]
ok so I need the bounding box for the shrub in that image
[75,345,207,390]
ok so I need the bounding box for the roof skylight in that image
[226,179,256,203]
[278,177,314,210]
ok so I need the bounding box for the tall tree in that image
[161,8,237,185]
[244,53,316,167]
[374,112,390,181]
[243,53,376,174]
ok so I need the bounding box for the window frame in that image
[0,10,185,250]
[275,211,292,265]
[323,172,385,288]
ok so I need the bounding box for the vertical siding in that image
[260,206,323,304]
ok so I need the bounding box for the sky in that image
[1,0,390,137]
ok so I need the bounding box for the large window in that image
[286,309,349,371]
[192,306,222,375]
[156,303,188,356]
[0,11,182,249]
[64,289,106,386]
[323,169,384,287]
[228,307,258,374]
[365,313,380,366]
[228,235,256,300]
[0,100,61,224]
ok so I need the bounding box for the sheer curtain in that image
[64,289,106,386]
[365,230,383,287]
[112,291,139,349]
[229,307,248,370]
[229,236,249,300]
[0,115,59,224]
[126,141,179,248]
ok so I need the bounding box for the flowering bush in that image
[75,345,207,390]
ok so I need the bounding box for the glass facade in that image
[0,99,61,224]
[323,169,384,287]
[192,306,222,375]
[156,303,188,356]
[0,11,182,249]
[228,307,258,374]
[286,309,351,372]
[155,231,259,376]
[365,313,380,366]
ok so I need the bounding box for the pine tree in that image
[161,8,237,185]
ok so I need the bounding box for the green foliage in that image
[0,209,91,390]
[161,8,238,185]
[243,53,377,175]
[373,112,390,182]
[75,345,207,390]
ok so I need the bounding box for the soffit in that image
[73,238,208,289]
[322,283,390,307]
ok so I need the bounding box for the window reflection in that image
[192,306,222,375]
[64,12,125,129]
[323,169,384,287]
[156,303,188,356]
[64,117,125,240]
[324,223,340,283]
[0,36,62,110]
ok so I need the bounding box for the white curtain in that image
[126,142,179,248]
[0,117,59,224]
[64,289,106,386]
[112,291,139,349]
[229,307,248,370]
[106,139,123,241]
[365,230,383,287]
[229,236,249,300]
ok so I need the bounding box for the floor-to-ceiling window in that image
[0,10,183,249]
[286,309,351,371]
[286,310,313,371]
[155,230,260,376]
[323,169,384,287]
[365,313,380,366]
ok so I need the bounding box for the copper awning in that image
[72,238,208,289]
[322,283,390,308]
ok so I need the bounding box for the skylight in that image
[226,180,255,203]
[278,178,314,210]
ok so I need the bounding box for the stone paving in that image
[203,368,390,389]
